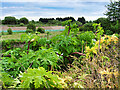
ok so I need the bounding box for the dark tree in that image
[77,17,86,24]
[3,16,17,25]
[31,20,35,23]
[56,17,63,21]
[93,17,111,32]
[39,18,55,23]
[19,17,29,24]
[2,20,5,24]
[56,17,75,22]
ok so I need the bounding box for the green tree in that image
[7,28,12,34]
[77,17,86,24]
[104,0,120,22]
[110,20,120,33]
[37,27,45,33]
[4,16,17,25]
[27,23,36,32]
[19,17,29,24]
[81,23,94,32]
[94,17,111,33]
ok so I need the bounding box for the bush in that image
[26,29,33,33]
[83,23,94,32]
[37,27,45,33]
[93,17,111,32]
[20,23,24,26]
[114,33,120,38]
[27,23,36,32]
[2,39,25,51]
[1,31,4,35]
[110,20,120,34]
[7,28,12,34]
[79,23,94,32]
[79,26,84,31]
[105,30,113,35]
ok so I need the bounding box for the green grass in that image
[1,31,63,40]
[2,23,62,27]
[1,31,82,41]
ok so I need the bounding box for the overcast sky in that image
[0,0,118,21]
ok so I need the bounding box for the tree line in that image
[1,16,86,25]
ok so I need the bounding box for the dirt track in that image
[1,26,65,30]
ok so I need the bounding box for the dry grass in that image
[1,33,24,40]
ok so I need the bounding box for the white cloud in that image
[2,7,24,9]
[84,16,107,21]
[1,0,110,21]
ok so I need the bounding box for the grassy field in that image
[1,31,63,40]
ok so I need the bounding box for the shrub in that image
[84,35,119,88]
[110,20,120,34]
[37,27,45,33]
[114,33,120,38]
[7,28,12,34]
[27,23,36,32]
[79,26,84,31]
[79,23,94,32]
[1,31,4,35]
[20,23,24,26]
[83,23,94,32]
[105,30,113,35]
[26,29,33,33]
[2,39,25,52]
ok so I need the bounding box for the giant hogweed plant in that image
[61,20,79,36]
[51,21,95,65]
[1,47,61,78]
[0,67,64,89]
[17,67,63,88]
[21,33,51,51]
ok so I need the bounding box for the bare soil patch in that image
[2,26,65,31]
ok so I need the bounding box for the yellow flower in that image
[85,46,91,52]
[91,47,97,54]
[100,38,105,43]
[95,41,99,45]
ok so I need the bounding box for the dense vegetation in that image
[0,0,120,89]
[0,19,120,89]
